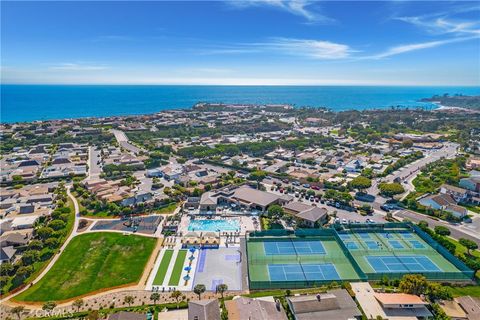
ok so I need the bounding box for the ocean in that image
[1,85,479,123]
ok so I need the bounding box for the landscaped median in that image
[15,232,156,302]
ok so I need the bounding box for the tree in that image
[10,306,25,320]
[124,295,135,307]
[42,301,57,312]
[459,238,478,255]
[216,284,228,299]
[171,290,183,308]
[378,182,405,197]
[267,205,284,220]
[418,221,429,230]
[427,282,452,301]
[72,299,84,312]
[399,274,428,296]
[249,170,267,182]
[48,219,66,231]
[36,227,54,240]
[150,292,160,305]
[434,226,450,236]
[194,284,206,300]
[87,310,99,320]
[349,176,372,191]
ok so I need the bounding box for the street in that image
[111,129,145,155]
[395,209,480,247]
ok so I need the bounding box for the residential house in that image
[225,296,288,320]
[419,194,468,218]
[460,176,480,193]
[352,282,432,320]
[440,295,480,320]
[440,184,470,203]
[287,289,361,320]
[188,299,221,320]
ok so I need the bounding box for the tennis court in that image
[388,240,404,249]
[268,263,340,281]
[410,240,425,249]
[366,255,441,273]
[264,240,325,255]
[344,241,359,249]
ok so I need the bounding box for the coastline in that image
[3,85,479,123]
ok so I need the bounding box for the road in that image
[367,142,459,197]
[111,129,145,155]
[395,209,480,247]
[0,186,81,304]
[87,146,102,180]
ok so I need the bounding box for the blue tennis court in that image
[358,233,371,239]
[264,241,326,255]
[365,241,380,249]
[344,241,359,249]
[409,240,425,249]
[400,233,414,239]
[389,240,404,249]
[338,234,351,240]
[268,263,340,281]
[366,255,441,273]
[379,232,394,239]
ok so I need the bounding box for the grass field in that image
[168,250,187,286]
[16,232,156,302]
[153,250,174,285]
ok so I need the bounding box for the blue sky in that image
[1,0,479,85]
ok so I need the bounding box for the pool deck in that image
[179,215,258,235]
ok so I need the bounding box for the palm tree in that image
[170,290,183,309]
[124,295,135,307]
[216,284,228,299]
[193,284,206,300]
[42,301,56,312]
[72,299,84,312]
[150,292,160,305]
[10,306,24,320]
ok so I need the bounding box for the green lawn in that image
[153,250,174,285]
[15,232,156,302]
[447,285,480,297]
[168,250,187,286]
[155,202,178,214]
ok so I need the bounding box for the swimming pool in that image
[188,219,240,232]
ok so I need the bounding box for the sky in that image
[1,0,480,85]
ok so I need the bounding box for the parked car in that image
[380,205,391,212]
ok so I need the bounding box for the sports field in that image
[247,236,362,289]
[153,249,174,285]
[168,250,188,286]
[16,232,156,302]
[338,229,460,277]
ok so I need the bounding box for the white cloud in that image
[227,0,333,23]
[364,36,478,59]
[265,37,354,59]
[49,63,108,71]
